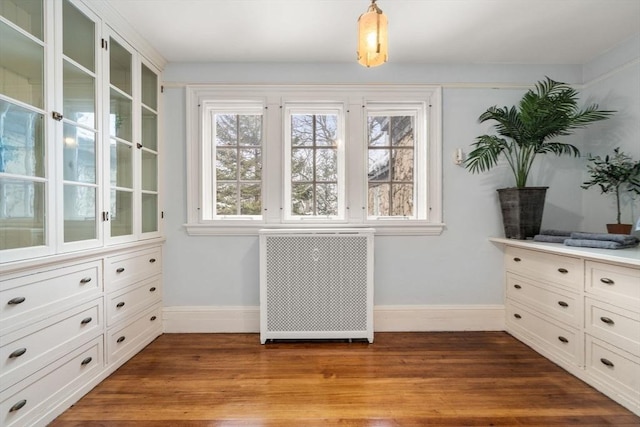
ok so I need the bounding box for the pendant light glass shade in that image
[357,0,388,67]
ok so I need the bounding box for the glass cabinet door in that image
[61,0,99,244]
[108,34,134,239]
[0,1,47,252]
[140,62,159,234]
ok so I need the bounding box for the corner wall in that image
[581,35,640,231]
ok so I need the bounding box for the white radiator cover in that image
[259,228,374,344]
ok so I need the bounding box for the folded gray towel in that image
[570,232,639,245]
[564,238,639,250]
[539,229,572,236]
[533,235,568,243]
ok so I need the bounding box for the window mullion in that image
[312,115,317,216]
[235,115,241,215]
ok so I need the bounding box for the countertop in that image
[490,237,640,267]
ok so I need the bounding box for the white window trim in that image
[364,103,426,221]
[201,101,265,221]
[283,102,346,222]
[185,84,444,236]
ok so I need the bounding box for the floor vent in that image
[259,229,374,344]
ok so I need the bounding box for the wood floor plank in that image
[50,332,640,426]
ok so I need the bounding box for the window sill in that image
[184,222,445,236]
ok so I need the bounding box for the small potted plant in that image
[465,77,614,239]
[581,147,640,234]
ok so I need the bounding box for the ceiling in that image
[100,0,640,65]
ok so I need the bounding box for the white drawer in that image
[505,246,583,291]
[1,298,102,390]
[0,337,103,427]
[586,261,640,308]
[506,273,581,327]
[106,246,162,292]
[106,275,162,326]
[107,303,162,365]
[0,261,101,334]
[506,300,582,367]
[586,297,640,356]
[586,335,640,408]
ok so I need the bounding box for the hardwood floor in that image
[51,332,640,426]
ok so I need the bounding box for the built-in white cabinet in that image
[0,242,163,427]
[0,0,162,263]
[0,1,164,425]
[496,239,640,416]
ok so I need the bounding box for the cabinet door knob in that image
[600,316,615,325]
[557,301,569,308]
[513,313,522,319]
[117,336,126,343]
[513,284,522,289]
[80,277,92,284]
[600,277,614,285]
[149,287,157,292]
[558,336,569,344]
[149,258,156,263]
[116,302,125,308]
[150,315,157,321]
[8,296,26,305]
[513,257,521,262]
[116,267,125,273]
[81,317,93,325]
[9,348,27,358]
[9,399,27,412]
[600,358,614,368]
[557,268,568,274]
[81,357,93,366]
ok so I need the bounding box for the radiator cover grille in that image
[260,229,374,343]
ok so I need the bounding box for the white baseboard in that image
[162,305,505,333]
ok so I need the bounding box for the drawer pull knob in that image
[9,399,27,412]
[513,284,522,289]
[600,316,615,325]
[600,358,614,368]
[557,268,568,274]
[558,336,569,344]
[150,315,157,321]
[513,257,521,262]
[9,348,27,359]
[149,287,157,292]
[513,313,522,319]
[149,258,157,263]
[600,277,615,285]
[557,301,569,308]
[7,297,26,305]
[116,267,125,273]
[80,277,92,284]
[81,357,93,366]
[117,336,126,343]
[81,317,93,325]
[116,302,125,308]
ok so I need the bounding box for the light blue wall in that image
[581,35,640,230]
[160,46,637,308]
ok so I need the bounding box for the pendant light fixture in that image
[357,0,388,67]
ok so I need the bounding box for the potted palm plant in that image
[581,148,640,234]
[465,77,613,239]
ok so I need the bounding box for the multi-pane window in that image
[187,86,441,234]
[367,114,416,217]
[202,105,263,219]
[215,114,262,215]
[285,106,344,219]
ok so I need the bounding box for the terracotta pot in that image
[606,223,633,235]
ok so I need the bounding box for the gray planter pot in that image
[497,187,548,239]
